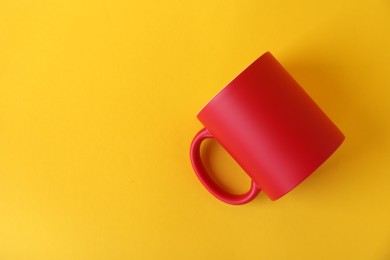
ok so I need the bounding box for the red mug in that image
[190,52,345,205]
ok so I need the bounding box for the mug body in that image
[197,52,344,200]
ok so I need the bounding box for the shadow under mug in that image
[190,52,345,205]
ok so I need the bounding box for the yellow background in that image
[0,0,389,259]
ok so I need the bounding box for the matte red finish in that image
[190,52,345,205]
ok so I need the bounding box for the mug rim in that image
[197,51,272,118]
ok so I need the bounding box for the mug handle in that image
[190,128,261,205]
